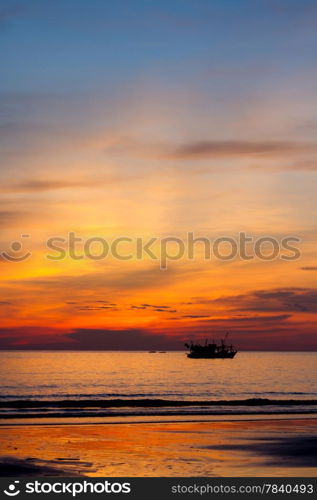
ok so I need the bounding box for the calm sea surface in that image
[0,351,316,418]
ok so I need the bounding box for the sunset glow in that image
[1,0,317,350]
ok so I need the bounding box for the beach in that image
[1,351,316,477]
[1,416,316,477]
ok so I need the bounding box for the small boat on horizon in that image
[185,333,237,359]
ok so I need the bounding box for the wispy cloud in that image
[11,265,185,292]
[130,303,177,313]
[1,178,104,193]
[210,287,317,314]
[159,140,316,160]
[0,210,26,223]
[106,138,317,169]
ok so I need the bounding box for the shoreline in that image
[0,398,317,419]
[1,412,317,427]
[1,397,316,407]
[1,416,316,477]
[1,397,316,420]
[0,398,317,425]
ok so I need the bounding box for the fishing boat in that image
[185,333,237,359]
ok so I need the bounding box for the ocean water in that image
[0,351,316,419]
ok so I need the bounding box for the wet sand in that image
[0,417,316,477]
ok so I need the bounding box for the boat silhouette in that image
[185,332,237,359]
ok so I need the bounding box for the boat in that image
[185,333,237,359]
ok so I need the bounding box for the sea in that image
[0,351,316,421]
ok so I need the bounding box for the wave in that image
[1,397,317,408]
[1,391,317,401]
[1,399,317,419]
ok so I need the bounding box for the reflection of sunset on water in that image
[1,351,316,405]
[1,419,316,477]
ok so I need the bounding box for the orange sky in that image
[1,1,317,350]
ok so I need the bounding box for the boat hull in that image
[187,352,237,359]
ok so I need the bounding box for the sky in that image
[0,0,317,350]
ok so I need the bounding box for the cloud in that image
[206,314,292,323]
[211,287,317,314]
[290,160,317,171]
[0,210,27,224]
[66,300,119,312]
[0,318,315,350]
[1,179,102,193]
[11,265,184,293]
[182,314,211,318]
[141,303,171,309]
[107,139,316,162]
[163,140,315,160]
[0,209,35,228]
[65,328,180,350]
[76,305,119,311]
[0,327,73,349]
[177,314,291,325]
[0,327,183,350]
[130,303,177,313]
